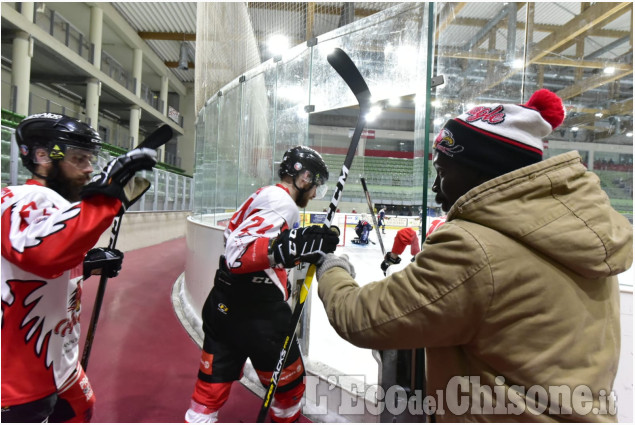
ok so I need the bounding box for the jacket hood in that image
[448,151,633,278]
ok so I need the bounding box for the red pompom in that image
[524,89,565,129]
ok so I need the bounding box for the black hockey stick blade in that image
[327,48,371,108]
[138,124,174,150]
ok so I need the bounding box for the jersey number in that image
[241,216,274,235]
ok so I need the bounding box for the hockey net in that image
[332,213,349,248]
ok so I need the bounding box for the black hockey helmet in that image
[15,113,102,173]
[278,146,329,199]
[278,146,328,183]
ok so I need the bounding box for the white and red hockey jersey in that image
[223,184,300,300]
[1,180,121,406]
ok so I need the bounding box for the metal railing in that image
[1,125,192,212]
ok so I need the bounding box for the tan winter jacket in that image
[317,151,633,422]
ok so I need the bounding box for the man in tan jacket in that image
[315,89,633,422]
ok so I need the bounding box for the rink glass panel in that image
[433,2,632,279]
[433,2,632,225]
[238,62,279,204]
[192,0,633,380]
[216,81,243,215]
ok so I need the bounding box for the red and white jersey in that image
[224,184,300,300]
[1,180,121,406]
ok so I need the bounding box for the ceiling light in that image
[396,45,417,68]
[370,106,382,115]
[603,66,615,75]
[595,112,604,118]
[365,109,380,122]
[268,35,289,57]
[512,59,524,69]
[571,126,579,132]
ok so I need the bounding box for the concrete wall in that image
[95,211,189,252]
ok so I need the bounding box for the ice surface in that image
[307,226,413,386]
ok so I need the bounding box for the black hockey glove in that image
[83,247,124,280]
[269,225,340,268]
[380,252,401,275]
[80,147,157,209]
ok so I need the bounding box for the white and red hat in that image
[433,89,565,175]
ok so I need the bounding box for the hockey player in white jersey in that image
[185,146,339,423]
[1,113,157,422]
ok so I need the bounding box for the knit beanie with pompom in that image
[433,89,566,176]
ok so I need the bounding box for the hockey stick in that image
[360,178,386,256]
[257,48,371,423]
[81,124,174,371]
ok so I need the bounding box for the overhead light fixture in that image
[595,112,604,118]
[603,66,615,75]
[268,34,289,57]
[178,41,189,70]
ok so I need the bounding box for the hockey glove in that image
[80,147,157,209]
[83,247,124,280]
[269,225,339,268]
[380,252,401,275]
[316,253,356,280]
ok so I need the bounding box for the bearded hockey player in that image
[185,146,339,423]
[1,113,157,422]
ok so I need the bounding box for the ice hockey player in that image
[380,217,447,275]
[377,206,386,234]
[1,113,157,422]
[380,227,420,275]
[185,146,339,423]
[352,215,373,244]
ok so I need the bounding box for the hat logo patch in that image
[465,105,506,125]
[293,162,303,171]
[433,128,464,157]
